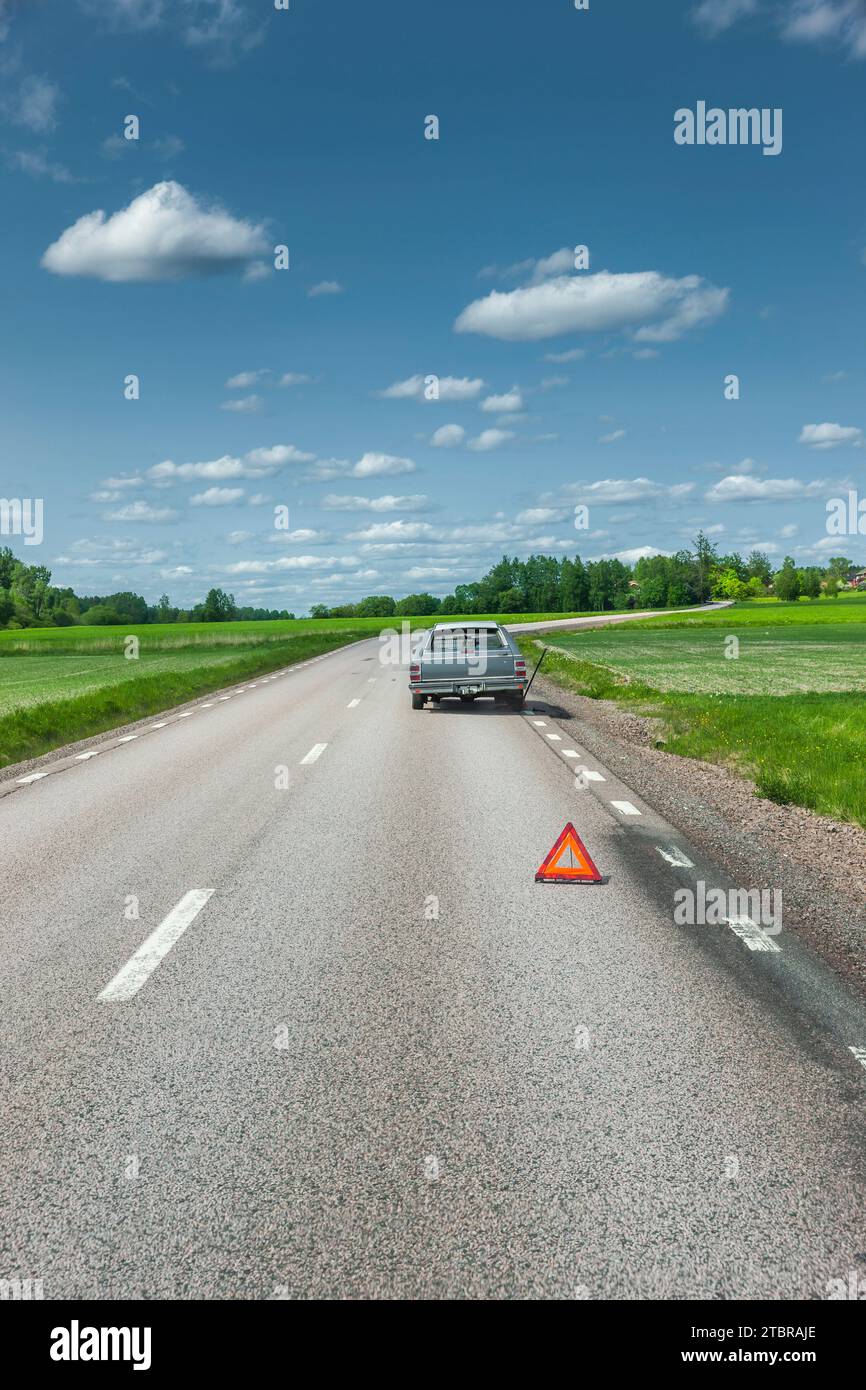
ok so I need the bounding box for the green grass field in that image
[0,607,618,768]
[525,598,866,827]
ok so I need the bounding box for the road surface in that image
[1,632,865,1300]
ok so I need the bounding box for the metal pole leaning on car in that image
[522,646,549,703]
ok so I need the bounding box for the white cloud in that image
[278,372,314,386]
[480,386,523,413]
[347,520,434,542]
[430,424,466,448]
[543,347,586,363]
[561,477,693,504]
[41,180,268,282]
[798,421,863,449]
[307,279,344,297]
[455,269,728,343]
[480,247,576,284]
[225,554,358,574]
[353,451,416,477]
[7,75,60,132]
[267,528,328,544]
[705,475,826,502]
[467,429,514,452]
[220,394,263,413]
[405,566,456,581]
[190,486,245,506]
[377,374,485,401]
[516,507,568,524]
[612,546,670,564]
[146,446,313,486]
[79,1,166,31]
[322,494,429,512]
[690,0,758,36]
[101,473,143,489]
[8,149,78,183]
[599,428,626,444]
[104,500,179,522]
[783,1,866,58]
[225,370,267,389]
[245,444,315,466]
[226,530,253,544]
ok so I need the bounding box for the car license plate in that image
[459,685,482,694]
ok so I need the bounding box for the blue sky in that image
[1,0,864,611]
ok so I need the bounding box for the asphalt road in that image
[1,632,865,1300]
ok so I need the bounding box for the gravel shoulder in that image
[529,669,866,998]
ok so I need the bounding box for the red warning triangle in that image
[535,822,603,884]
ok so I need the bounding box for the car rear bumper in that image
[409,679,526,696]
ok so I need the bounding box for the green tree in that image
[355,595,396,617]
[394,592,440,616]
[746,550,772,585]
[774,558,801,602]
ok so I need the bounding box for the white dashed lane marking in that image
[98,889,215,1003]
[116,736,137,744]
[656,844,695,869]
[300,743,328,765]
[726,915,782,954]
[75,751,99,761]
[611,800,641,816]
[347,699,361,708]
[17,772,47,784]
[849,1047,866,1070]
[582,770,606,782]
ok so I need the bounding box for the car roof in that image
[430,621,502,631]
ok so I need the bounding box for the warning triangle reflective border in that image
[535,822,603,883]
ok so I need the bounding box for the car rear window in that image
[430,628,506,652]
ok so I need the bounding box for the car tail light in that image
[410,664,420,679]
[515,661,526,673]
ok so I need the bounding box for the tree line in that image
[310,540,864,618]
[1,538,862,630]
[0,550,294,628]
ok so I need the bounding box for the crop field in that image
[543,620,866,695]
[0,608,603,655]
[527,598,866,827]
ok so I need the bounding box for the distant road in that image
[1,610,865,1300]
[505,599,733,634]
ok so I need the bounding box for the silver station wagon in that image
[409,622,527,709]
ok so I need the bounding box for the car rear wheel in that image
[411,692,425,709]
